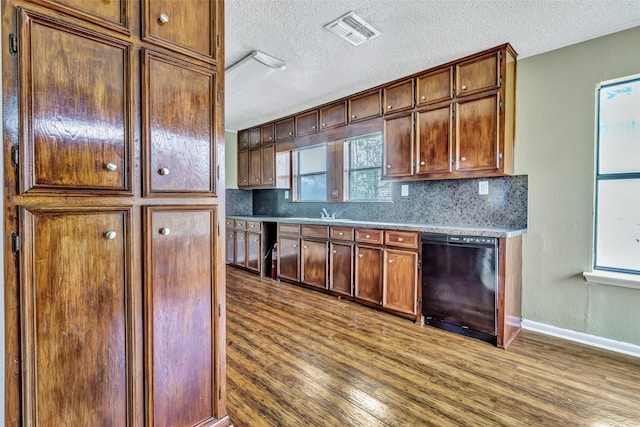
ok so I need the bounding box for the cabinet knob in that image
[365,234,370,238]
[105,162,118,171]
[386,165,391,169]
[255,178,260,182]
[358,253,364,258]
[293,244,297,248]
[387,105,392,109]
[461,157,466,161]
[420,95,426,100]
[303,245,308,249]
[255,139,259,143]
[420,161,425,166]
[289,132,293,135]
[322,123,326,127]
[332,250,337,254]
[243,179,247,182]
[352,115,356,119]
[312,125,316,130]
[158,167,170,176]
[388,259,394,263]
[105,231,117,240]
[338,232,343,236]
[268,177,273,181]
[159,227,171,236]
[269,136,273,140]
[461,85,467,90]
[158,13,169,24]
[397,237,404,242]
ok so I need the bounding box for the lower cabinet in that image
[383,248,419,316]
[301,239,328,289]
[226,219,263,274]
[329,242,353,296]
[246,230,261,273]
[278,227,300,282]
[354,245,383,304]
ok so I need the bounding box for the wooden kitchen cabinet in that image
[354,245,383,304]
[383,113,414,178]
[329,242,353,297]
[383,248,419,316]
[320,101,347,130]
[261,123,275,144]
[238,149,249,188]
[416,66,453,107]
[456,51,500,97]
[278,224,301,282]
[383,79,414,114]
[455,93,499,173]
[349,89,381,123]
[249,127,261,148]
[5,1,228,425]
[142,0,218,62]
[275,117,295,141]
[246,228,262,273]
[415,105,453,175]
[226,227,235,264]
[261,144,276,187]
[301,239,328,289]
[249,148,261,186]
[296,110,319,136]
[235,230,246,266]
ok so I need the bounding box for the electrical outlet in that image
[479,181,489,195]
[401,184,409,197]
[284,190,289,199]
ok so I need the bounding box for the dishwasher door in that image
[421,233,498,342]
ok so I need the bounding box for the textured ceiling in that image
[224,0,640,131]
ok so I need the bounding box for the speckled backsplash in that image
[226,189,253,216]
[228,175,527,229]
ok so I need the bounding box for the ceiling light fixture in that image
[324,11,381,46]
[225,50,286,99]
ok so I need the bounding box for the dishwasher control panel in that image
[448,235,496,245]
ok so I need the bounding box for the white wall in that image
[515,25,640,345]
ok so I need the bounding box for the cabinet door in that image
[29,0,130,33]
[145,50,215,195]
[249,127,261,148]
[383,113,414,177]
[383,249,418,316]
[226,228,235,264]
[349,90,381,123]
[275,117,295,141]
[249,148,261,187]
[320,101,347,130]
[237,149,249,188]
[416,67,453,107]
[355,245,383,304]
[383,79,414,114]
[143,0,217,62]
[296,110,319,136]
[278,236,300,281]
[145,207,218,426]
[19,11,132,194]
[235,231,246,267]
[238,130,249,150]
[261,144,276,187]
[329,242,353,297]
[416,106,452,175]
[261,124,275,144]
[456,52,500,97]
[455,93,499,173]
[301,239,328,289]
[246,232,262,273]
[20,208,132,426]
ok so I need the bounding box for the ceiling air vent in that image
[324,11,381,46]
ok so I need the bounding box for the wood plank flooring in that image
[226,266,640,426]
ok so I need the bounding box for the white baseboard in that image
[521,319,640,358]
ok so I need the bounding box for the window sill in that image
[583,270,640,290]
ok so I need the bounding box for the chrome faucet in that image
[321,208,330,219]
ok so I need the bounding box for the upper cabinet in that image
[416,67,453,107]
[383,79,414,115]
[29,0,130,33]
[142,0,218,63]
[296,110,319,136]
[261,123,275,144]
[349,90,381,123]
[248,127,261,148]
[456,51,500,97]
[275,117,295,142]
[238,130,249,150]
[320,101,347,130]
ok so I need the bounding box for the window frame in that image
[343,132,393,202]
[292,144,328,202]
[592,73,640,276]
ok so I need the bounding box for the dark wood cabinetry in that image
[320,101,347,130]
[248,127,261,148]
[261,123,275,144]
[456,51,500,97]
[416,67,453,107]
[237,149,249,187]
[275,117,295,141]
[329,242,353,296]
[226,219,263,274]
[416,106,453,175]
[261,144,276,186]
[249,148,261,186]
[301,239,328,289]
[3,1,228,425]
[278,223,301,282]
[296,110,319,136]
[354,245,384,304]
[455,93,499,173]
[383,113,414,178]
[238,130,249,149]
[349,90,381,123]
[383,79,414,114]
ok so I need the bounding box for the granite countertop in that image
[227,215,527,238]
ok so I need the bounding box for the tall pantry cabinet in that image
[2,1,229,426]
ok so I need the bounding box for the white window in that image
[344,132,392,202]
[594,75,640,275]
[293,144,327,202]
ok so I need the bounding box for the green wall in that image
[515,25,640,345]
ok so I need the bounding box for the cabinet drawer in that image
[330,226,354,241]
[225,219,234,228]
[246,221,262,232]
[301,224,328,239]
[385,230,419,249]
[234,220,246,230]
[278,223,300,235]
[355,228,384,245]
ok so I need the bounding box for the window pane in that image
[596,179,640,273]
[297,145,326,174]
[298,173,326,201]
[349,169,392,201]
[598,79,640,174]
[350,134,383,168]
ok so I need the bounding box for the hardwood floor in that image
[226,266,640,426]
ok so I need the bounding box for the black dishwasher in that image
[421,233,498,344]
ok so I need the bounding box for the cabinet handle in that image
[461,157,466,161]
[158,167,170,176]
[352,115,356,119]
[461,85,467,90]
[105,231,117,240]
[159,227,171,236]
[105,162,118,171]
[420,161,425,166]
[397,237,404,242]
[158,13,169,24]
